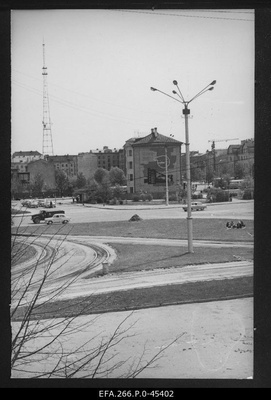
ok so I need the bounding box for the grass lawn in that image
[84,243,253,277]
[12,218,254,242]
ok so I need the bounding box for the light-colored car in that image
[45,214,71,225]
[182,201,207,212]
[28,200,39,208]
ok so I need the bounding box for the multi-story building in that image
[77,151,98,181]
[27,158,56,190]
[11,151,43,174]
[48,154,78,177]
[227,139,254,177]
[12,150,43,163]
[93,146,124,172]
[124,127,183,196]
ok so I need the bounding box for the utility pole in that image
[42,41,54,156]
[208,138,239,172]
[165,146,169,206]
[183,104,193,252]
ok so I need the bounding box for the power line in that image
[130,154,254,183]
[11,79,156,126]
[109,9,254,22]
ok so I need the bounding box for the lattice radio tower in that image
[42,42,54,156]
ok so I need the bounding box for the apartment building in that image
[124,128,183,196]
[48,154,78,177]
[93,146,124,172]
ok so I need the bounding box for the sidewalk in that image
[77,198,253,211]
[11,297,253,379]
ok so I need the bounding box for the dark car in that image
[31,209,65,224]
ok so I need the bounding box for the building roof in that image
[132,128,183,147]
[12,151,42,157]
[49,155,77,162]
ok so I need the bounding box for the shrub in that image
[192,193,203,199]
[146,193,153,202]
[215,190,230,202]
[140,194,147,202]
[243,190,253,200]
[132,194,140,202]
[207,188,229,202]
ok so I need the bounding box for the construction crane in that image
[207,138,239,171]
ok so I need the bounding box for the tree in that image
[11,220,182,378]
[206,165,215,185]
[94,168,109,185]
[240,176,254,191]
[112,184,126,201]
[55,170,69,197]
[109,167,126,186]
[76,172,87,189]
[29,173,44,197]
[11,173,24,198]
[96,176,113,203]
[234,162,245,179]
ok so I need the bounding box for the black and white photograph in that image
[9,7,256,385]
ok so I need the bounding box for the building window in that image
[128,149,132,157]
[130,187,134,193]
[129,161,132,169]
[129,174,133,181]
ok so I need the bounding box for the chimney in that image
[151,127,158,138]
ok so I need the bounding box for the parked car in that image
[27,200,39,208]
[38,199,46,207]
[45,214,70,225]
[31,209,65,224]
[21,199,31,207]
[182,201,207,212]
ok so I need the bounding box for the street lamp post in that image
[165,146,169,206]
[151,79,216,253]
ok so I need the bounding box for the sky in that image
[11,9,255,156]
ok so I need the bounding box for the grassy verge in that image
[12,276,253,321]
[84,243,253,277]
[12,218,254,242]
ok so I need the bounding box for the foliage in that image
[132,194,140,202]
[207,187,230,203]
[190,165,205,182]
[94,168,109,185]
[243,189,254,200]
[234,162,245,179]
[109,167,126,186]
[11,173,25,198]
[55,170,69,196]
[240,176,254,191]
[112,184,126,200]
[76,172,87,189]
[29,173,44,197]
[192,193,203,199]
